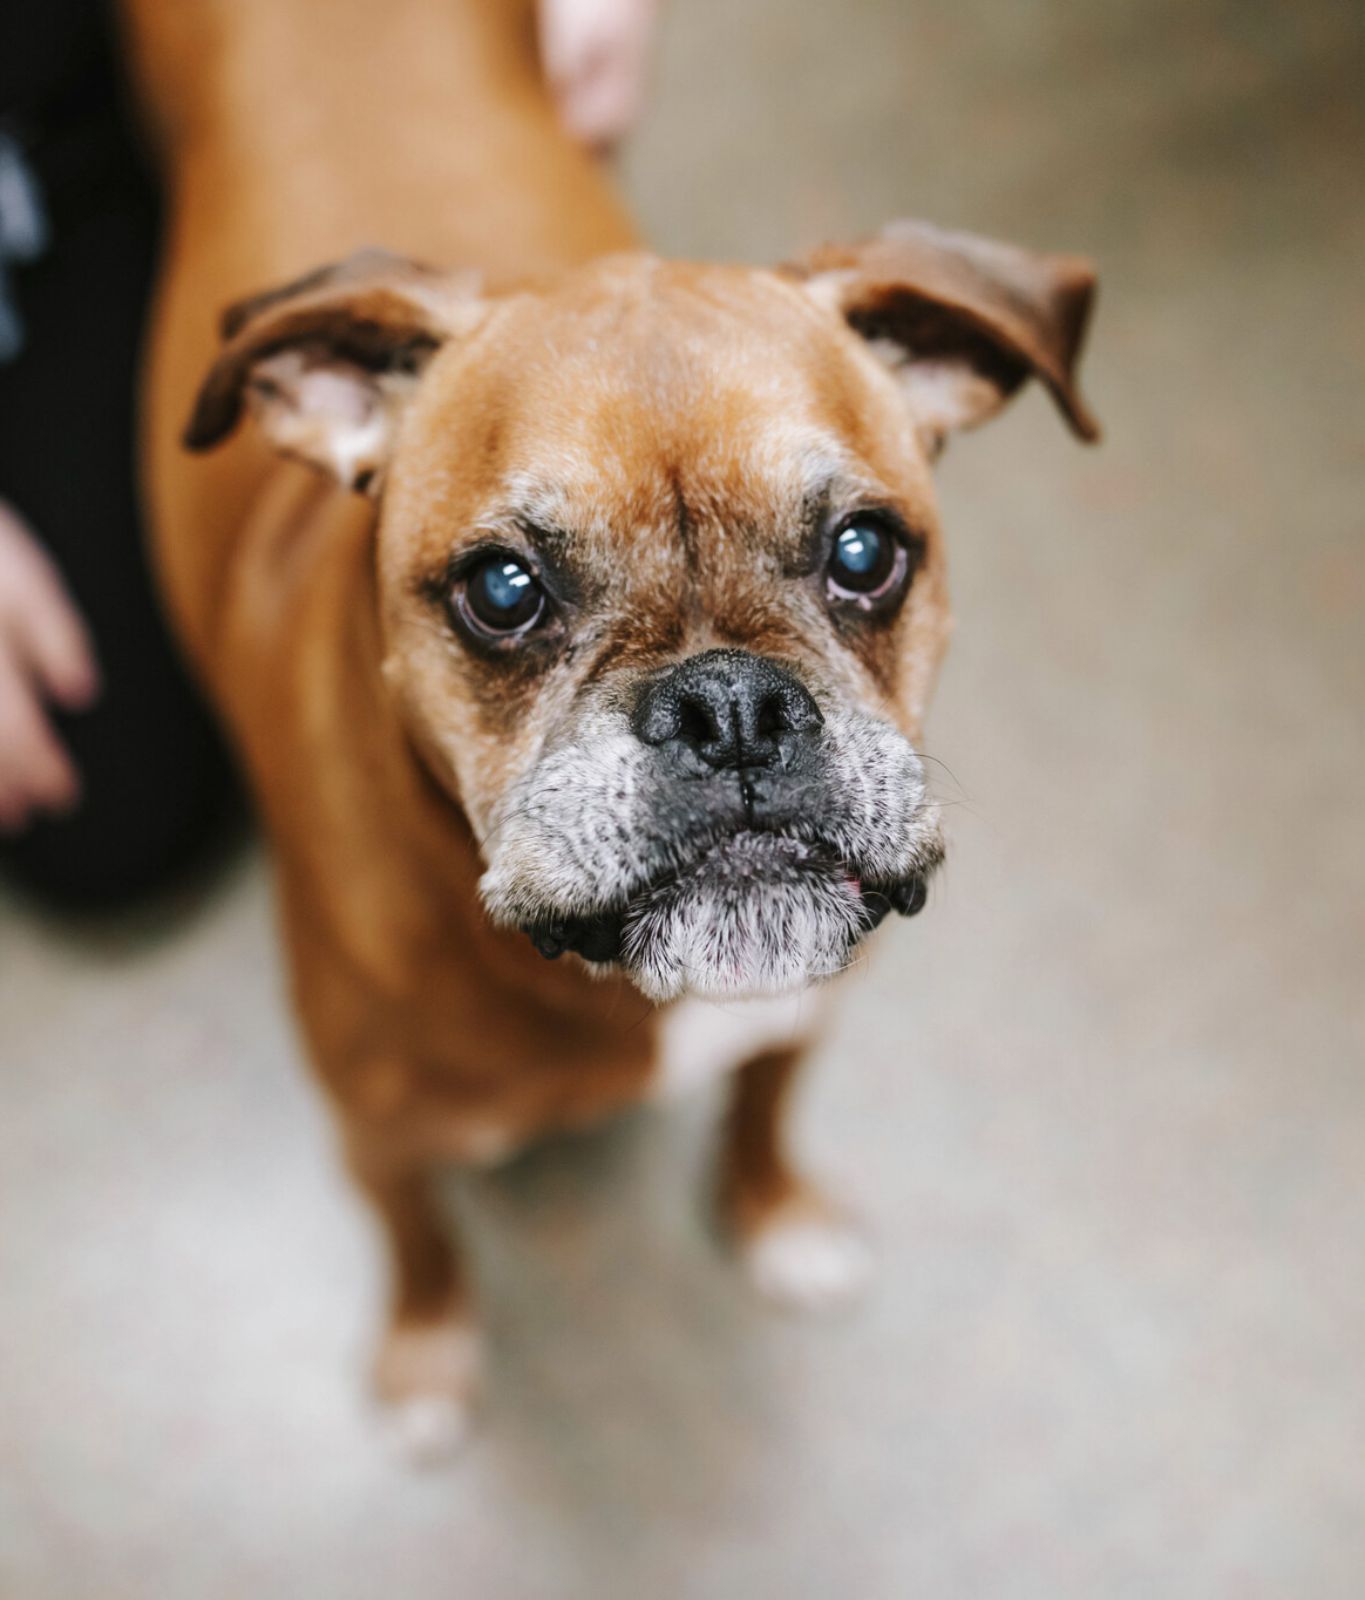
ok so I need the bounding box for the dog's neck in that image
[121,0,637,282]
[126,0,540,143]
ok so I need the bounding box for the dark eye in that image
[826,519,905,601]
[459,554,546,636]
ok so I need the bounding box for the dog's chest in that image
[650,992,827,1099]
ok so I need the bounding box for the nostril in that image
[754,694,785,740]
[676,695,721,749]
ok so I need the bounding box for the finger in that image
[539,0,657,146]
[0,652,81,825]
[0,502,101,708]
[0,499,31,544]
[553,46,646,148]
[10,558,101,709]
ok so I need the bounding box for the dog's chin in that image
[521,832,925,1004]
[619,833,866,1002]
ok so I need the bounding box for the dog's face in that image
[187,223,1098,1000]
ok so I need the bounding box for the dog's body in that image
[122,0,1097,1453]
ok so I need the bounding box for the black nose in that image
[633,648,823,770]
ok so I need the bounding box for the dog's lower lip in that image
[859,874,929,927]
[890,875,929,917]
[524,910,625,964]
[522,850,931,966]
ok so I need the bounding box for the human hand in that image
[0,501,100,832]
[538,0,660,150]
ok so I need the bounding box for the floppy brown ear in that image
[183,248,484,494]
[786,219,1100,454]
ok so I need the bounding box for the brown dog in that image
[122,0,1097,1456]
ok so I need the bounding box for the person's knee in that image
[1,713,242,912]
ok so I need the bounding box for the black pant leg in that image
[0,32,241,911]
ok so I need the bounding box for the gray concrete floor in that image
[3,0,1364,1595]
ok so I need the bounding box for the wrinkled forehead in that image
[389,259,931,576]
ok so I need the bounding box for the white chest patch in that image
[651,990,830,1100]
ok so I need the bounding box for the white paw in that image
[383,1393,474,1467]
[374,1318,480,1467]
[742,1212,875,1313]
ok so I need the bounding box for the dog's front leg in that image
[345,1132,479,1465]
[718,1045,874,1313]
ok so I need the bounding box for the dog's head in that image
[187,222,1098,1001]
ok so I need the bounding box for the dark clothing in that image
[0,0,239,910]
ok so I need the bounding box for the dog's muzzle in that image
[519,648,935,976]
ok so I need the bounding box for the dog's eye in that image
[459,554,547,636]
[826,519,905,602]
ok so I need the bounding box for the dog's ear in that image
[785,219,1100,454]
[183,248,484,494]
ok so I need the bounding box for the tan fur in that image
[120,0,1096,1443]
